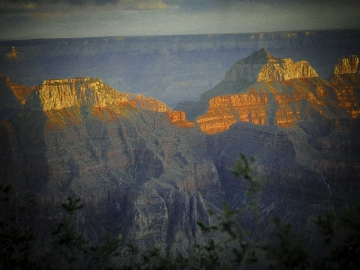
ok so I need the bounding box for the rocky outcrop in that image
[331,55,360,118]
[334,55,359,74]
[23,78,137,129]
[165,110,195,128]
[196,91,267,134]
[0,74,34,119]
[4,46,20,59]
[197,77,346,134]
[0,76,221,251]
[31,78,129,111]
[2,67,359,256]
[3,75,35,105]
[257,59,318,81]
[224,48,318,83]
[224,48,275,82]
[125,93,195,129]
[126,93,172,112]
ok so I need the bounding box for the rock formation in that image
[196,52,345,134]
[126,93,172,112]
[224,48,275,82]
[331,55,360,118]
[4,46,20,59]
[2,49,360,257]
[0,76,221,251]
[125,93,195,128]
[165,110,195,128]
[0,74,34,119]
[257,59,318,81]
[334,55,359,74]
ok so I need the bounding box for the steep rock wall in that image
[334,55,359,74]
[331,55,360,118]
[126,93,172,112]
[197,78,346,134]
[257,59,318,81]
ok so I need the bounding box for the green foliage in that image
[313,206,360,270]
[267,217,309,270]
[1,153,360,269]
[0,183,39,270]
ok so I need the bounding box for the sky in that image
[0,0,360,40]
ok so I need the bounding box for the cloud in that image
[136,1,168,10]
[0,0,172,11]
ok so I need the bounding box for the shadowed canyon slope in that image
[1,43,360,253]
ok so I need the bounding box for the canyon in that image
[1,41,360,256]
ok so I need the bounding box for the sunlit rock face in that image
[334,55,359,74]
[125,93,195,128]
[224,48,275,82]
[126,93,172,112]
[331,55,360,118]
[196,51,345,134]
[257,59,318,82]
[24,78,136,129]
[197,91,268,134]
[0,76,221,251]
[165,110,195,128]
[32,78,129,111]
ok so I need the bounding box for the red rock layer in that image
[334,55,359,74]
[197,78,345,134]
[126,93,172,112]
[25,78,137,129]
[331,54,360,118]
[196,90,268,134]
[257,58,318,82]
[125,93,195,129]
[332,74,360,118]
[166,110,195,128]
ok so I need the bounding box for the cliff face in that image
[1,69,359,254]
[30,78,129,111]
[0,76,221,251]
[197,77,345,134]
[257,59,318,81]
[24,78,138,129]
[196,90,268,134]
[125,93,195,128]
[224,48,275,82]
[334,55,359,74]
[196,51,360,134]
[0,74,34,119]
[165,110,195,128]
[126,93,172,112]
[224,48,318,83]
[331,55,360,118]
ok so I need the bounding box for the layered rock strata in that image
[196,51,359,134]
[197,77,345,134]
[126,93,195,128]
[331,55,360,118]
[257,59,318,81]
[334,55,359,74]
[224,48,275,82]
[24,78,137,129]
[166,110,195,128]
[0,77,221,251]
[126,93,172,112]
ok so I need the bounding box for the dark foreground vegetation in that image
[1,154,360,270]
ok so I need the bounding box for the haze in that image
[1,0,360,40]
